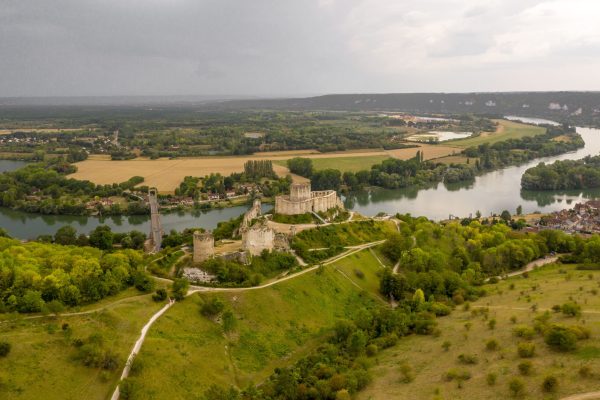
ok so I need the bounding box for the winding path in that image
[561,392,600,400]
[109,239,385,399]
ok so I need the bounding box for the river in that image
[344,126,600,220]
[0,123,599,238]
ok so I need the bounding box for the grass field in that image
[126,249,384,398]
[0,291,164,400]
[69,144,460,193]
[359,263,600,400]
[449,120,546,148]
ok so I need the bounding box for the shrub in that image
[579,365,592,378]
[518,361,533,376]
[513,325,536,340]
[354,269,365,279]
[152,288,168,302]
[544,324,578,352]
[200,298,225,317]
[0,341,11,357]
[562,302,582,317]
[488,318,497,330]
[486,339,499,351]
[508,378,525,398]
[442,341,451,352]
[517,342,536,358]
[541,375,558,393]
[486,372,497,386]
[430,302,451,316]
[399,364,414,383]
[366,344,378,357]
[444,369,471,387]
[457,353,478,365]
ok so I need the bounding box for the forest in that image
[0,158,147,215]
[0,237,154,314]
[521,155,600,190]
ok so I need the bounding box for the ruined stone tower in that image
[242,221,275,256]
[290,182,311,202]
[193,231,214,263]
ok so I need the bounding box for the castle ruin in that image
[193,231,215,263]
[241,219,275,256]
[275,182,343,215]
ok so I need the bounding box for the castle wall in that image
[242,226,275,256]
[240,199,262,230]
[275,196,313,215]
[274,183,343,216]
[193,231,215,263]
[311,190,341,213]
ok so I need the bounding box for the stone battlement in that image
[275,182,343,215]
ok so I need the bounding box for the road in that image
[484,255,559,283]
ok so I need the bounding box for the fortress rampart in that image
[275,182,343,215]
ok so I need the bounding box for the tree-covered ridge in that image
[0,158,147,215]
[0,238,152,313]
[521,155,600,190]
[379,216,575,302]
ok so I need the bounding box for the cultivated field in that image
[359,263,600,400]
[450,119,546,148]
[70,144,460,193]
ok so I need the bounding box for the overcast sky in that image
[1,0,600,97]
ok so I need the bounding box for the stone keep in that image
[274,181,343,215]
[193,231,214,263]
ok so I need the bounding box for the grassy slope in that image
[0,292,164,400]
[129,249,385,399]
[359,263,600,400]
[275,154,390,173]
[450,120,546,148]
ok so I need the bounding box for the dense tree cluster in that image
[0,237,152,313]
[198,251,298,286]
[243,160,277,181]
[0,158,147,215]
[378,216,577,303]
[521,155,600,190]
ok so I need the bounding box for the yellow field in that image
[70,144,460,193]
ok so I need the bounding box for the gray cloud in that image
[0,0,599,97]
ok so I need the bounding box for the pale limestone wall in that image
[290,182,311,202]
[240,199,262,230]
[275,195,313,215]
[311,190,341,213]
[242,226,275,256]
[193,231,214,263]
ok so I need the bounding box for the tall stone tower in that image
[290,182,311,202]
[193,231,214,263]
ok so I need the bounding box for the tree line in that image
[521,155,600,190]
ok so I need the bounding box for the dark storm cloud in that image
[0,0,599,96]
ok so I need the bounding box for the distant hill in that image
[213,91,600,126]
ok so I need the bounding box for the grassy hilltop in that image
[360,263,600,400]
